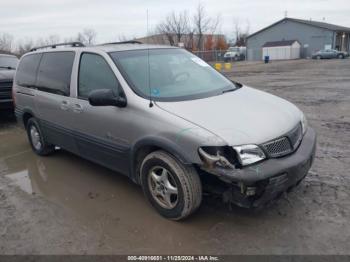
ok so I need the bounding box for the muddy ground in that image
[0,59,349,255]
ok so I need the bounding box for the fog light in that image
[246,187,256,196]
[239,182,257,196]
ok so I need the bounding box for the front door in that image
[70,52,130,175]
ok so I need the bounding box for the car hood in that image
[0,70,15,81]
[156,86,302,146]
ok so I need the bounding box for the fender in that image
[129,136,197,184]
[15,106,36,127]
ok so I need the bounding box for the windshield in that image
[110,48,237,101]
[0,55,19,69]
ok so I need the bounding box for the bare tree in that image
[76,28,97,45]
[184,29,195,50]
[170,11,190,43]
[76,33,85,44]
[156,10,190,46]
[233,19,250,46]
[83,28,97,45]
[192,3,220,50]
[16,38,34,56]
[0,33,14,53]
[156,19,175,46]
[36,35,61,46]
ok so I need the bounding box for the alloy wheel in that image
[148,166,179,209]
[30,125,42,151]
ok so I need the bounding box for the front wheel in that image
[140,150,202,220]
[26,118,55,156]
[338,54,344,59]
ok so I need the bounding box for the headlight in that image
[301,113,308,134]
[233,144,266,166]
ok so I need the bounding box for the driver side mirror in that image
[88,89,127,108]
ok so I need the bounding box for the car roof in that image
[27,43,178,55]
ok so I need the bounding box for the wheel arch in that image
[129,136,195,184]
[20,108,36,128]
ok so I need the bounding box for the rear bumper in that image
[202,127,317,208]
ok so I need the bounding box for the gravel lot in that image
[0,59,349,255]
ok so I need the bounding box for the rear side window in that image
[36,52,75,96]
[78,53,120,98]
[16,54,42,87]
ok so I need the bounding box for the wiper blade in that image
[222,88,236,94]
[222,81,242,94]
[0,66,16,70]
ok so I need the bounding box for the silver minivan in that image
[14,42,316,220]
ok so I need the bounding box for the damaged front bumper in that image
[200,127,317,208]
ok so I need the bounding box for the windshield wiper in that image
[0,66,16,70]
[222,81,243,94]
[222,88,236,94]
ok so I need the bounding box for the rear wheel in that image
[140,150,202,220]
[26,118,55,156]
[338,54,344,59]
[316,55,322,60]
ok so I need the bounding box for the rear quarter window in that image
[16,54,42,87]
[36,52,75,96]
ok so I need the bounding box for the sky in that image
[1,0,350,44]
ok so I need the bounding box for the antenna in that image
[147,9,153,108]
[284,10,288,18]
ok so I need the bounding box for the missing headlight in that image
[198,146,238,169]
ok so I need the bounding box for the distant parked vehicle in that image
[224,46,246,62]
[312,49,349,59]
[0,54,19,111]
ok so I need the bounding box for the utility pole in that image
[146,9,149,44]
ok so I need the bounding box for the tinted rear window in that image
[36,52,75,96]
[16,54,42,87]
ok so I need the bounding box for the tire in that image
[26,118,55,156]
[140,150,202,220]
[338,54,344,59]
[316,55,322,60]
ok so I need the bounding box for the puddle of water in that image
[0,128,300,254]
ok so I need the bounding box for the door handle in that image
[60,100,69,111]
[73,103,84,113]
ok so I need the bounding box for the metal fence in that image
[192,50,229,62]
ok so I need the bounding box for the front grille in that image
[0,81,13,100]
[261,123,303,158]
[262,137,292,157]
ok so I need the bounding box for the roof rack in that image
[100,40,143,46]
[30,42,85,52]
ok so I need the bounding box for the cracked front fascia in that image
[200,127,316,186]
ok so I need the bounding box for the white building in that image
[262,40,301,60]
